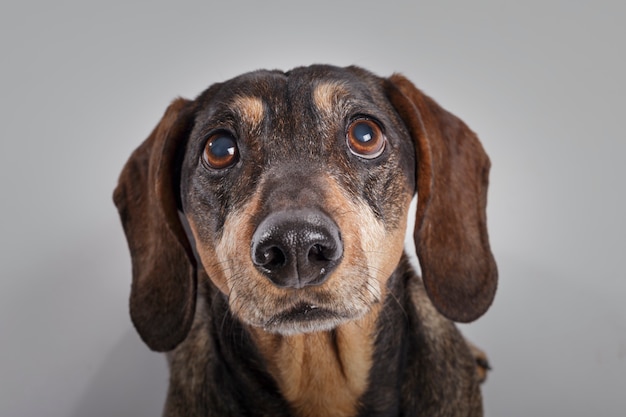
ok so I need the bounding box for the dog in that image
[113,64,497,417]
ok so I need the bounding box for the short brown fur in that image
[312,81,351,121]
[230,95,265,132]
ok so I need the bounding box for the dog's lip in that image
[265,303,343,327]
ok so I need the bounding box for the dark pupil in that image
[210,136,236,157]
[353,122,374,143]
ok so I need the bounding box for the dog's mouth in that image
[262,303,350,335]
[269,303,337,323]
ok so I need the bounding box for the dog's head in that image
[114,65,497,352]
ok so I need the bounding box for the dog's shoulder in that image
[406,273,458,339]
[405,270,479,370]
[399,271,484,415]
[164,287,213,411]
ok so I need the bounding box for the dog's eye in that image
[203,132,239,169]
[346,119,386,159]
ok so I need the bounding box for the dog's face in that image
[180,66,415,334]
[114,64,497,352]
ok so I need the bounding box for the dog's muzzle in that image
[251,209,343,289]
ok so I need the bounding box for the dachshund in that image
[113,64,497,417]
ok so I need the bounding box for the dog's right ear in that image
[113,98,197,352]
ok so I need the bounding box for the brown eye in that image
[203,132,239,169]
[346,119,386,159]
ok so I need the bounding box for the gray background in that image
[1,1,624,416]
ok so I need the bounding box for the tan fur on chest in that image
[250,306,380,417]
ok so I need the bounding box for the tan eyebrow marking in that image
[229,96,265,130]
[312,81,350,119]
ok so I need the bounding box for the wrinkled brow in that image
[312,81,353,120]
[228,95,265,131]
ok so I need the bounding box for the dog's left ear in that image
[385,74,498,323]
[113,98,197,351]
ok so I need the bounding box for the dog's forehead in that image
[196,66,386,124]
[233,65,380,97]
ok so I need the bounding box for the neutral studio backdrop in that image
[1,1,624,416]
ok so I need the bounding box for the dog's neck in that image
[247,304,382,417]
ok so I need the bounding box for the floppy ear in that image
[385,74,498,322]
[113,98,197,351]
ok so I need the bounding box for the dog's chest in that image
[250,315,379,417]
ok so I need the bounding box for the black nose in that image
[251,209,343,289]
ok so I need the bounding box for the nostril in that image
[307,243,339,264]
[258,246,287,270]
[308,244,324,262]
